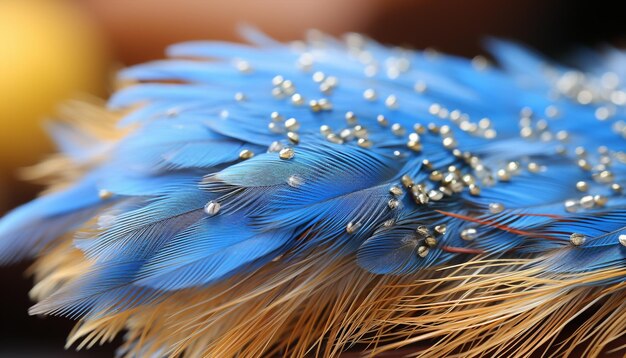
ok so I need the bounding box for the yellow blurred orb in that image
[0,0,108,170]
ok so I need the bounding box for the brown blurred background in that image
[1,0,625,356]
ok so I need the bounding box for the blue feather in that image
[75,185,212,263]
[0,173,106,264]
[135,215,292,290]
[1,30,626,331]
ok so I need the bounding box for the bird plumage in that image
[0,29,625,356]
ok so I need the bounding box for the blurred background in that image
[1,0,625,356]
